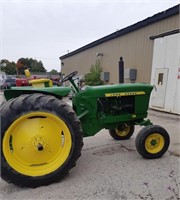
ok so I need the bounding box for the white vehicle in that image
[0,72,7,87]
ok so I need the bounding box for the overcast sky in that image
[0,0,179,72]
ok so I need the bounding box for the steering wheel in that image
[62,71,78,83]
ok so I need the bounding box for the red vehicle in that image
[16,78,29,86]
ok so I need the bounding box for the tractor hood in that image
[4,86,71,100]
[78,83,153,97]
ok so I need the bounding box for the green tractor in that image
[0,71,170,188]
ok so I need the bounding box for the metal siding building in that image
[60,5,179,84]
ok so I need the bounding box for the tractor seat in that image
[25,69,53,88]
[29,79,53,88]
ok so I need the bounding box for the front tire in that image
[135,125,170,159]
[1,94,83,187]
[109,124,134,140]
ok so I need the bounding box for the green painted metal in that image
[3,79,153,138]
[72,83,153,137]
[4,86,71,100]
[135,119,153,126]
[69,79,79,93]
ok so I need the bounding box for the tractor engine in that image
[97,96,135,115]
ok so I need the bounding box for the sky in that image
[0,0,179,72]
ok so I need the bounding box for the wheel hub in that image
[150,139,157,146]
[31,135,48,152]
[116,124,130,136]
[145,133,165,154]
[37,143,44,151]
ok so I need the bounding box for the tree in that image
[1,58,47,75]
[16,58,47,74]
[1,60,17,75]
[49,69,59,75]
[84,60,103,86]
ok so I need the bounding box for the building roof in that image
[60,4,179,60]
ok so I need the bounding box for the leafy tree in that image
[0,59,9,65]
[84,60,103,86]
[1,60,17,75]
[16,58,47,73]
[1,58,47,75]
[49,69,59,75]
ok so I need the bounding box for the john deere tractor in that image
[0,71,170,188]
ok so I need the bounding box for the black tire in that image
[135,125,170,159]
[109,124,134,140]
[1,93,83,188]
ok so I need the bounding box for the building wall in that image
[61,14,179,84]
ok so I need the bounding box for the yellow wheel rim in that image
[3,112,72,176]
[145,133,164,154]
[115,125,130,137]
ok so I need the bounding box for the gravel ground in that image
[0,91,179,200]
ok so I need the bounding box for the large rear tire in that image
[1,94,83,187]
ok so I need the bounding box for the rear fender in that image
[4,86,72,101]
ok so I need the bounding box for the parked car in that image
[2,78,16,89]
